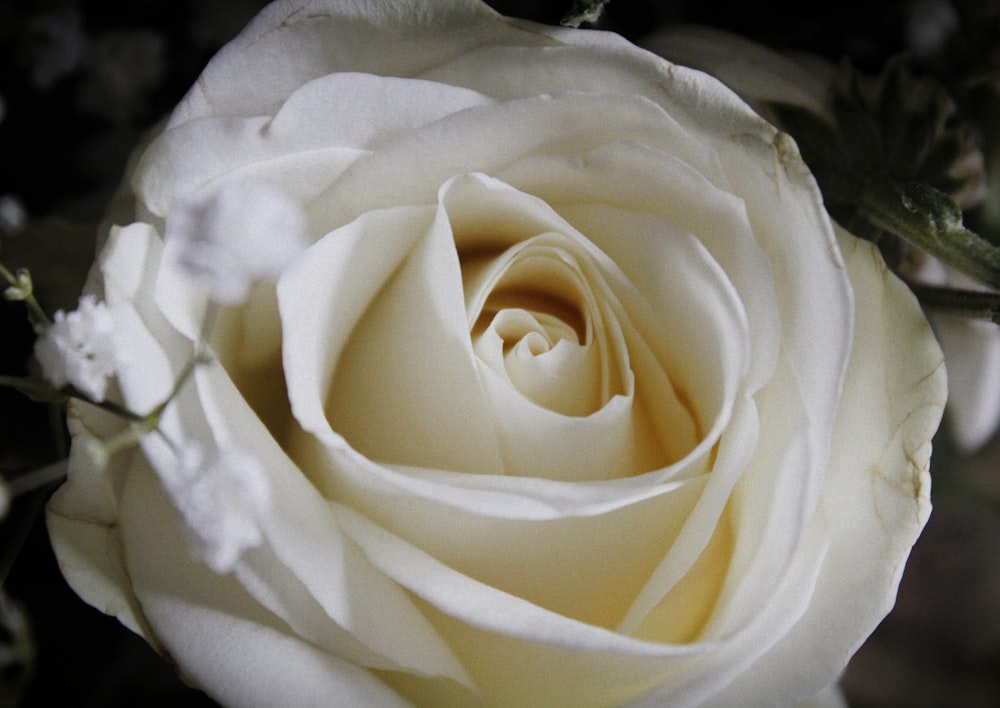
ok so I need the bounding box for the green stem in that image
[0,261,51,329]
[0,476,61,587]
[62,385,146,422]
[5,460,68,497]
[906,281,1000,324]
[858,179,1000,289]
[0,374,66,404]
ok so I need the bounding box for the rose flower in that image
[47,1,946,706]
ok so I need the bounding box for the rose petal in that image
[118,463,412,708]
[187,332,474,688]
[680,230,945,706]
[621,397,758,637]
[281,202,505,475]
[497,141,779,396]
[310,92,731,230]
[446,173,726,475]
[47,403,156,645]
[334,502,706,707]
[135,73,492,218]
[166,0,514,124]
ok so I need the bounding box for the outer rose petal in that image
[691,230,945,706]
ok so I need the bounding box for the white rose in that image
[47,1,946,706]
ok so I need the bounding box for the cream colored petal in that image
[559,202,752,458]
[498,142,779,397]
[311,92,729,230]
[166,0,518,125]
[287,203,504,475]
[137,356,473,687]
[331,451,707,631]
[46,404,155,645]
[134,72,491,218]
[334,503,707,707]
[278,205,436,446]
[117,461,412,708]
[687,231,945,706]
[620,397,758,637]
[467,233,625,419]
[448,173,738,476]
[624,48,856,555]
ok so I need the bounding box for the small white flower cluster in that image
[33,295,125,402]
[165,182,308,304]
[165,443,272,574]
[2,181,281,578]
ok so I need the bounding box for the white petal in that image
[167,0,504,124]
[188,350,473,687]
[689,230,945,706]
[46,403,157,645]
[310,91,730,229]
[119,464,411,708]
[334,502,703,707]
[280,202,505,475]
[135,72,491,218]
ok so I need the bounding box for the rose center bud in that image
[457,230,695,481]
[466,239,627,418]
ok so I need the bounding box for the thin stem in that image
[905,280,1000,325]
[0,473,63,586]
[0,261,51,329]
[0,374,66,403]
[6,460,68,497]
[62,385,146,422]
[858,179,1000,290]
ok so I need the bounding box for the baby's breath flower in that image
[165,183,307,304]
[165,443,271,574]
[33,295,124,402]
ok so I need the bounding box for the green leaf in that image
[766,58,991,283]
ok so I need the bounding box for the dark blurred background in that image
[0,1,998,705]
